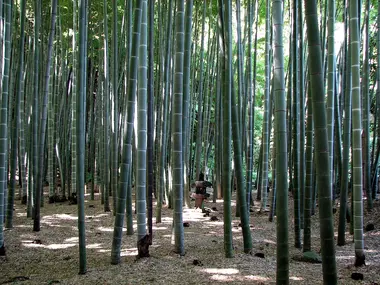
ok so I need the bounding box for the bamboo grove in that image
[0,0,379,284]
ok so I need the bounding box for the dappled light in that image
[202,268,239,274]
[290,276,304,281]
[201,267,272,283]
[22,240,77,250]
[120,248,138,257]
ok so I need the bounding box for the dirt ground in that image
[1,187,379,285]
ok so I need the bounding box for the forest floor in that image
[1,187,380,285]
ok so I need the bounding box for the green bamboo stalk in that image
[362,0,372,210]
[34,0,57,231]
[327,0,335,204]
[304,0,337,281]
[182,0,193,208]
[7,0,26,227]
[273,0,289,281]
[71,0,77,200]
[112,0,119,214]
[337,0,351,246]
[156,0,173,222]
[136,0,148,254]
[260,0,270,212]
[77,0,88,274]
[219,0,233,258]
[0,0,11,256]
[172,0,185,255]
[194,0,207,181]
[32,0,40,226]
[298,0,305,227]
[303,75,313,252]
[110,0,142,264]
[350,0,365,267]
[292,0,301,248]
[102,0,111,212]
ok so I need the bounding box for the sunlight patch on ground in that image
[160,217,173,223]
[290,276,304,281]
[204,221,224,226]
[98,249,111,253]
[87,243,102,249]
[89,213,109,219]
[336,255,354,260]
[120,248,138,256]
[43,214,78,221]
[365,249,380,253]
[263,239,276,244]
[65,237,79,243]
[209,275,233,281]
[46,243,76,249]
[16,212,27,217]
[202,268,239,275]
[244,275,270,281]
[152,226,168,230]
[22,241,77,250]
[97,226,119,232]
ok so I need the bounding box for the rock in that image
[254,252,265,258]
[302,251,322,263]
[202,208,211,214]
[192,259,203,266]
[33,239,42,244]
[47,280,61,284]
[210,216,219,221]
[63,256,71,261]
[351,273,364,281]
[88,205,95,208]
[365,223,374,232]
[183,222,190,227]
[212,207,218,211]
